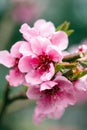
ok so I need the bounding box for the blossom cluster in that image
[0,19,87,124]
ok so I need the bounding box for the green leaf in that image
[79,59,87,67]
[72,70,87,80]
[23,86,28,92]
[55,63,77,73]
[56,21,74,36]
[65,30,74,36]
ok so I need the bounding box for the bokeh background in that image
[0,0,87,130]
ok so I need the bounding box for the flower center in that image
[44,85,60,96]
[37,54,52,71]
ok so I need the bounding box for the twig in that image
[0,84,27,123]
[0,83,10,122]
[63,52,81,62]
[8,91,27,104]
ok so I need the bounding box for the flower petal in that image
[40,81,57,91]
[0,50,15,67]
[19,23,31,41]
[19,23,38,41]
[51,31,68,50]
[25,70,42,85]
[18,56,33,72]
[34,19,55,37]
[19,41,33,56]
[73,75,87,91]
[6,68,24,87]
[30,37,51,55]
[26,86,40,100]
[10,41,24,58]
[47,45,63,62]
[41,63,55,81]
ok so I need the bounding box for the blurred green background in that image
[0,0,87,130]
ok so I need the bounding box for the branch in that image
[0,83,10,122]
[63,52,81,62]
[0,84,27,123]
[8,91,27,104]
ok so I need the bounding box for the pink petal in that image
[19,23,31,41]
[41,63,55,81]
[34,19,55,37]
[0,50,15,67]
[26,86,41,100]
[18,56,33,72]
[54,74,73,92]
[33,107,45,124]
[19,23,38,41]
[10,41,24,58]
[30,37,51,55]
[40,81,57,91]
[48,105,65,119]
[6,68,24,87]
[47,45,63,62]
[60,92,76,106]
[19,41,33,56]
[25,70,42,85]
[73,75,87,91]
[50,31,68,50]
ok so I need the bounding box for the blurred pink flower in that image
[11,0,45,23]
[78,45,87,53]
[73,75,87,103]
[69,39,87,53]
[27,73,76,124]
[73,75,87,92]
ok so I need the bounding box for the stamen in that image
[37,54,52,71]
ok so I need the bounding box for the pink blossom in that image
[18,19,68,85]
[73,75,87,103]
[12,3,40,23]
[26,73,76,124]
[20,19,68,50]
[78,45,87,53]
[0,50,15,68]
[20,19,55,39]
[73,75,87,92]
[0,41,26,86]
[69,39,87,53]
[18,37,63,85]
[11,0,45,23]
[6,67,24,87]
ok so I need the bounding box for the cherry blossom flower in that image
[0,41,26,86]
[11,0,45,23]
[78,45,87,53]
[12,3,41,23]
[73,75,87,92]
[18,19,68,85]
[1,18,87,124]
[18,36,63,85]
[27,73,76,124]
[19,19,68,51]
[69,39,87,53]
[0,19,68,86]
[72,75,87,103]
